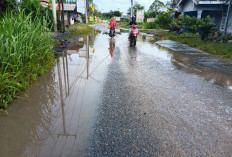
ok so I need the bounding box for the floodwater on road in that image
[0,33,112,157]
[1,24,232,157]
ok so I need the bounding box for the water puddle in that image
[0,33,113,157]
[155,39,232,90]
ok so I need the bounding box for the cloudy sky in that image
[77,0,169,15]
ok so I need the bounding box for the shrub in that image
[144,22,159,29]
[184,15,199,34]
[145,11,157,20]
[171,14,184,33]
[156,12,172,29]
[0,12,54,110]
[20,0,53,29]
[198,15,217,40]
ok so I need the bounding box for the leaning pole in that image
[52,0,57,32]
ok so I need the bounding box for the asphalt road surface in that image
[0,24,232,157]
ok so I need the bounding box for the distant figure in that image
[109,17,116,30]
[109,17,116,37]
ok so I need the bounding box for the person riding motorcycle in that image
[109,17,116,36]
[128,16,137,39]
[129,16,137,26]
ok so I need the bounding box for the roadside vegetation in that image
[0,1,54,112]
[68,23,93,35]
[158,32,232,59]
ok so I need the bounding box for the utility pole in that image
[224,0,232,38]
[85,0,89,24]
[58,0,62,32]
[131,0,133,18]
[86,36,90,79]
[52,0,57,32]
[61,0,65,33]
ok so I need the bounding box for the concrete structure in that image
[176,0,232,33]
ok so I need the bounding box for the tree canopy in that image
[127,2,144,16]
[148,0,165,12]
[101,10,122,19]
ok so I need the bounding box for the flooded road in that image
[1,24,232,156]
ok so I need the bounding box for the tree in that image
[149,0,165,12]
[145,11,157,19]
[127,2,144,16]
[101,10,122,19]
[170,0,179,8]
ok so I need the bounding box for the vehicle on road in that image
[109,17,116,38]
[129,24,138,46]
[109,27,115,37]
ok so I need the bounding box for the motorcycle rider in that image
[128,16,137,39]
[129,16,137,26]
[109,17,116,36]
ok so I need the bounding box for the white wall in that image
[178,0,197,12]
[183,0,196,12]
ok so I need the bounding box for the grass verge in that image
[68,23,93,35]
[157,32,232,59]
[0,12,54,112]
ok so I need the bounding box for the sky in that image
[76,0,169,15]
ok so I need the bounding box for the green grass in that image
[117,22,129,29]
[0,12,54,111]
[68,23,93,35]
[158,32,232,59]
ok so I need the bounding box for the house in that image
[176,0,232,33]
[40,1,83,26]
[62,4,80,25]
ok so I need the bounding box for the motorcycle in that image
[109,27,115,37]
[129,25,138,46]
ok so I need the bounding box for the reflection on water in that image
[133,33,232,90]
[154,40,232,90]
[108,38,115,58]
[0,33,113,157]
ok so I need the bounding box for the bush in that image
[171,14,184,33]
[156,12,172,29]
[145,11,157,20]
[20,0,53,29]
[171,15,217,40]
[198,15,217,40]
[0,12,54,110]
[184,15,199,34]
[144,22,159,29]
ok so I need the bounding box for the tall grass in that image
[68,23,93,35]
[0,12,54,111]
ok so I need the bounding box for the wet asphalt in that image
[86,28,232,156]
[1,24,232,157]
